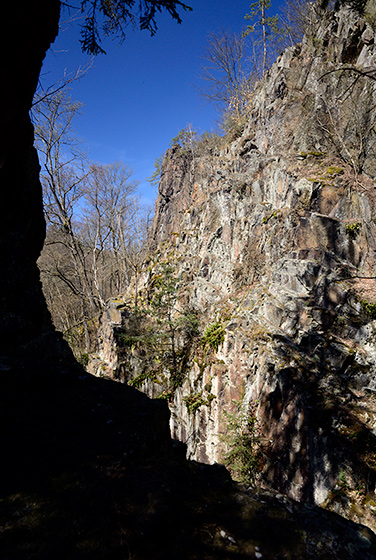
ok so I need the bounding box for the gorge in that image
[2,1,376,558]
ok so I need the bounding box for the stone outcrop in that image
[3,1,376,558]
[3,359,376,559]
[90,3,376,532]
[0,1,69,360]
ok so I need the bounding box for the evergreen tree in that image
[244,0,285,76]
[80,0,192,54]
[147,153,165,187]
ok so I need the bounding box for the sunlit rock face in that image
[90,3,376,531]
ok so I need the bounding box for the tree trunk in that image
[261,2,267,76]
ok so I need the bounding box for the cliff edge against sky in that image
[90,1,376,533]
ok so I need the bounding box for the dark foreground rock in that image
[1,357,376,560]
[1,1,376,558]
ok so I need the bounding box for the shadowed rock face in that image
[0,1,64,357]
[3,360,376,560]
[90,4,376,532]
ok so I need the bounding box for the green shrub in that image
[345,222,361,239]
[183,392,207,414]
[325,166,343,176]
[170,126,222,157]
[309,150,326,157]
[202,321,225,352]
[146,153,164,186]
[118,261,201,398]
[128,370,158,388]
[365,0,376,28]
[157,389,175,402]
[262,210,277,224]
[80,353,89,367]
[360,299,376,319]
[220,405,259,486]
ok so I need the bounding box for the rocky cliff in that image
[90,3,376,532]
[3,1,376,558]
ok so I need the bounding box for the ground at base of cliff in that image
[0,357,375,560]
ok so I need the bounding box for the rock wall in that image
[3,2,376,557]
[89,3,376,531]
[0,1,68,360]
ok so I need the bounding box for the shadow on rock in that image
[1,355,376,559]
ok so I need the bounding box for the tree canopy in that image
[78,0,192,54]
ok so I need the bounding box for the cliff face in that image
[89,4,376,531]
[3,2,376,557]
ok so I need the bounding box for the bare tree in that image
[33,88,99,350]
[82,162,141,304]
[124,208,153,307]
[34,87,149,356]
[33,57,94,109]
[198,29,254,117]
[278,0,311,47]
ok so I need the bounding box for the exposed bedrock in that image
[90,4,376,531]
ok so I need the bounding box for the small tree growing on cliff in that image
[146,261,199,388]
[221,402,260,486]
[120,258,200,396]
[146,153,165,188]
[278,0,320,46]
[244,0,286,77]
[170,124,199,157]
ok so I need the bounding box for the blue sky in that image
[40,1,284,207]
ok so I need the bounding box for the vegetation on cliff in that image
[83,0,376,536]
[8,1,376,559]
